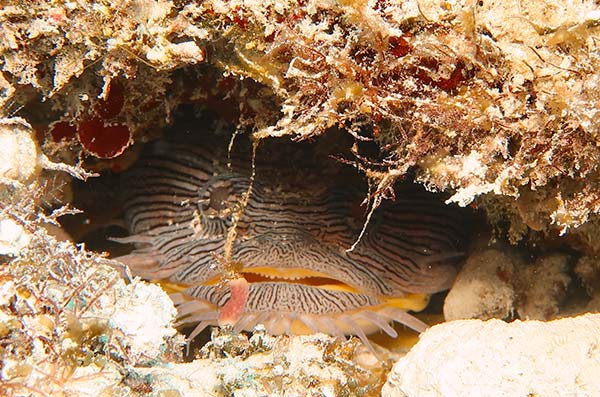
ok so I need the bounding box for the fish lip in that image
[175,284,431,353]
[202,266,365,294]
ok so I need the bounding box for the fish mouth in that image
[206,267,363,293]
[202,266,428,311]
[168,265,431,315]
[157,260,434,356]
[239,268,431,312]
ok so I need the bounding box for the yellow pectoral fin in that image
[314,284,360,294]
[154,280,189,294]
[315,287,430,313]
[383,293,430,312]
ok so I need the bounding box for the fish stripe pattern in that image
[120,140,467,350]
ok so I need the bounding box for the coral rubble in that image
[137,327,387,397]
[0,181,180,396]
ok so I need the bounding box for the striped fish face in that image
[120,141,466,346]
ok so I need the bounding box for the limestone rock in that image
[383,315,600,397]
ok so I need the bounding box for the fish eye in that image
[198,178,234,216]
[209,184,231,211]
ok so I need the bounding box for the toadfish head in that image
[117,140,467,351]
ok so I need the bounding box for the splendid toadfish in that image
[118,139,466,349]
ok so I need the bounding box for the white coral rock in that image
[383,314,600,397]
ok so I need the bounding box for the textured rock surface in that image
[516,253,571,320]
[2,0,600,242]
[575,255,600,295]
[382,314,600,397]
[0,187,181,396]
[444,249,516,321]
[137,329,387,397]
[0,118,39,183]
[444,249,575,322]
